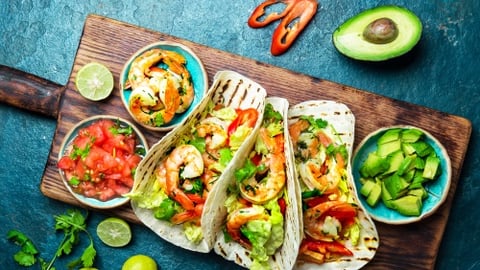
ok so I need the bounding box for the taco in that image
[288,100,379,269]
[213,97,302,269]
[128,70,266,253]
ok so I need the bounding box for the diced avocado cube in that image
[360,152,389,177]
[366,182,382,207]
[391,195,423,216]
[381,181,395,209]
[384,174,409,199]
[408,187,428,200]
[377,139,402,157]
[360,180,376,197]
[409,173,428,189]
[377,128,402,145]
[414,157,425,170]
[403,168,416,182]
[397,155,416,176]
[382,150,404,176]
[402,143,416,156]
[423,155,441,180]
[412,141,433,157]
[401,128,424,143]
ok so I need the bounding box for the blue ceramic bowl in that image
[58,115,148,209]
[120,41,208,132]
[352,125,451,224]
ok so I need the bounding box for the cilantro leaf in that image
[299,115,328,129]
[14,250,36,266]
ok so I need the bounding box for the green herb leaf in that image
[301,189,322,199]
[154,198,178,221]
[300,115,328,129]
[235,159,257,183]
[109,122,133,135]
[80,242,96,267]
[219,148,233,167]
[14,250,36,266]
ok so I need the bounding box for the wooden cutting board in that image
[38,14,471,269]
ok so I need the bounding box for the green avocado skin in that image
[333,5,422,61]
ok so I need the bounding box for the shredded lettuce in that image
[238,200,285,270]
[211,107,237,121]
[241,220,271,263]
[224,192,244,213]
[208,148,233,173]
[266,122,283,137]
[126,178,167,209]
[184,222,203,244]
[230,126,253,150]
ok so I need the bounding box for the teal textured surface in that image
[1,1,479,269]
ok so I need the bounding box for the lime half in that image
[96,217,132,247]
[75,62,114,101]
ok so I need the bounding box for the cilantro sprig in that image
[7,209,97,270]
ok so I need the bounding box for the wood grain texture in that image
[40,14,472,269]
[0,65,64,118]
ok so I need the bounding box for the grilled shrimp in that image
[165,144,204,211]
[226,205,269,249]
[239,128,286,204]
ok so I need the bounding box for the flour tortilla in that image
[288,100,379,270]
[130,70,266,253]
[213,97,303,269]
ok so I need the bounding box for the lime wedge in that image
[96,217,132,247]
[75,62,114,101]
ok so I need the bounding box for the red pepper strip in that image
[227,108,259,136]
[248,0,298,28]
[270,0,318,55]
[278,197,287,216]
[301,237,354,257]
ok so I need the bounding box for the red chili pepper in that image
[270,0,318,55]
[248,0,298,28]
[248,0,318,55]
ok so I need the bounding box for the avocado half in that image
[333,5,422,61]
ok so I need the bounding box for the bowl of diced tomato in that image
[57,115,148,209]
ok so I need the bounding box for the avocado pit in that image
[363,17,399,44]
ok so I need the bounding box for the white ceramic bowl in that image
[352,125,452,224]
[58,115,148,209]
[120,41,208,132]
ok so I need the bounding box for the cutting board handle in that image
[0,65,64,119]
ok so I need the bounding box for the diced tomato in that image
[57,156,76,170]
[75,159,87,180]
[72,134,92,150]
[87,122,106,146]
[57,119,143,202]
[99,119,116,139]
[126,154,142,168]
